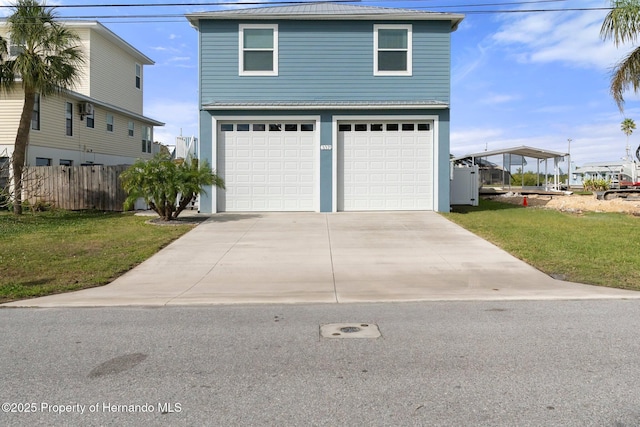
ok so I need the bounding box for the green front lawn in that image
[444,199,640,290]
[0,210,195,303]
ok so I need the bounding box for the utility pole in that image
[567,138,572,190]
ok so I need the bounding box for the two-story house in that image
[0,21,163,171]
[187,3,462,213]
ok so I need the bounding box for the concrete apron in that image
[4,212,639,307]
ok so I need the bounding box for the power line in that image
[0,0,611,22]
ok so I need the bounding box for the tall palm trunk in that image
[12,89,36,215]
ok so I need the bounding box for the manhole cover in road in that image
[320,323,381,339]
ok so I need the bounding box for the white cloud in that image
[0,0,12,17]
[491,3,628,70]
[451,128,504,156]
[452,44,488,83]
[481,93,519,105]
[145,100,199,146]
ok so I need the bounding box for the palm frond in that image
[601,0,640,46]
[610,46,640,110]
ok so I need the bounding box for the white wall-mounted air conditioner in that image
[78,102,94,116]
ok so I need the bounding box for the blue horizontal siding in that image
[198,19,452,105]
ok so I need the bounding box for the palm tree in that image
[601,0,640,111]
[121,154,225,221]
[621,118,636,160]
[0,0,84,214]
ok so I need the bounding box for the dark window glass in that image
[253,124,266,131]
[418,123,430,131]
[355,124,367,132]
[339,124,351,132]
[301,124,314,132]
[402,123,415,131]
[269,124,281,131]
[31,93,40,130]
[386,123,399,131]
[65,103,73,136]
[237,124,250,131]
[371,124,383,131]
[220,124,233,132]
[285,124,297,131]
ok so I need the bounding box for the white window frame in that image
[374,24,412,76]
[128,121,135,137]
[239,24,278,76]
[106,114,114,132]
[65,102,73,137]
[135,63,141,89]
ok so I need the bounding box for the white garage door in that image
[338,121,433,211]
[217,121,316,211]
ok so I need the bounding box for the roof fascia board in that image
[61,21,155,65]
[202,103,449,111]
[186,13,464,31]
[64,88,164,126]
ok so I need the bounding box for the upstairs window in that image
[31,93,40,131]
[374,24,412,76]
[106,114,114,132]
[135,63,141,89]
[128,121,134,137]
[65,102,73,136]
[239,24,278,76]
[8,39,24,57]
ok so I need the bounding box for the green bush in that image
[120,153,224,221]
[582,178,610,191]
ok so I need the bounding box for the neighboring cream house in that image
[0,21,163,169]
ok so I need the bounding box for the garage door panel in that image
[218,121,316,212]
[338,120,433,211]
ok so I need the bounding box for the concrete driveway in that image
[4,212,639,307]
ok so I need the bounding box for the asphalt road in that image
[1,300,640,426]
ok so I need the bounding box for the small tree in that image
[120,153,224,221]
[0,0,84,215]
[621,118,636,160]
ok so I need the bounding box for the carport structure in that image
[454,145,568,190]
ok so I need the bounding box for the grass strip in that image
[443,199,640,290]
[0,210,195,302]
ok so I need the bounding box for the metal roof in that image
[186,3,464,30]
[455,146,567,161]
[202,100,449,110]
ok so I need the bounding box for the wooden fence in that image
[23,165,130,211]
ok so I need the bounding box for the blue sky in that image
[1,0,637,167]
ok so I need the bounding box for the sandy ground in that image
[485,192,640,215]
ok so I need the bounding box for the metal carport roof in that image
[454,145,567,161]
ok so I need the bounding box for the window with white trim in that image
[135,63,141,89]
[374,24,412,76]
[142,126,152,153]
[106,114,114,132]
[239,24,278,76]
[128,121,134,137]
[86,112,94,129]
[8,38,24,57]
[65,102,73,136]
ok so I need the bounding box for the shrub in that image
[120,153,224,221]
[582,178,610,191]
